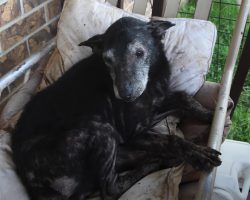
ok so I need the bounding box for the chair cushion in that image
[0,1,220,200]
[0,131,29,200]
[57,0,217,95]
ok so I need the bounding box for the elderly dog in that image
[12,17,221,200]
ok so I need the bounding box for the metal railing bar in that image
[195,0,250,199]
[0,39,56,97]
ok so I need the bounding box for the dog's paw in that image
[184,144,221,172]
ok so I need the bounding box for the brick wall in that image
[0,0,63,78]
[0,0,63,102]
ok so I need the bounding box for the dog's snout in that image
[117,82,135,101]
[118,82,142,102]
[119,84,134,102]
[123,94,135,102]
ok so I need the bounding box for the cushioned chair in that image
[0,0,248,199]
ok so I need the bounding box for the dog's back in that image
[13,54,111,139]
[12,54,116,199]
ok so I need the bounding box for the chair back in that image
[106,0,213,20]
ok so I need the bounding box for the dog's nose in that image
[119,91,136,102]
[121,85,137,102]
[124,95,134,102]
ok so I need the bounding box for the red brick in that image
[0,0,21,26]
[28,25,55,54]
[0,8,45,51]
[47,0,62,20]
[23,0,47,13]
[0,42,29,75]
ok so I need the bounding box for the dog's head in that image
[79,17,174,102]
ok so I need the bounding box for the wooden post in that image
[162,0,181,18]
[194,0,213,20]
[230,28,250,116]
[152,0,165,16]
[133,0,148,15]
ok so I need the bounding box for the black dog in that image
[12,17,221,200]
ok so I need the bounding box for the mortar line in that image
[44,3,49,22]
[26,40,31,55]
[0,15,60,57]
[0,0,53,33]
[20,0,24,14]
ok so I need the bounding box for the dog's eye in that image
[104,56,113,65]
[136,49,144,58]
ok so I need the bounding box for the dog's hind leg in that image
[28,186,68,200]
[87,122,170,200]
[85,120,218,200]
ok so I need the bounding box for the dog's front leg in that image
[164,91,214,123]
[98,144,171,200]
[127,133,221,172]
[115,145,183,172]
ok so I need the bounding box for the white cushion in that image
[0,1,218,200]
[0,132,29,200]
[57,0,217,95]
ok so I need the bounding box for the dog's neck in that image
[146,49,170,95]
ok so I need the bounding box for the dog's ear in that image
[147,20,175,39]
[79,34,104,54]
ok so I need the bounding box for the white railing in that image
[195,0,250,199]
[0,39,56,97]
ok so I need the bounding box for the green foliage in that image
[179,0,250,143]
[177,0,196,18]
[228,90,250,142]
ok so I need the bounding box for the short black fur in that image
[12,17,221,200]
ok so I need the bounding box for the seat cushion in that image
[0,131,29,200]
[56,0,217,95]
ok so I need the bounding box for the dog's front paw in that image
[184,144,221,172]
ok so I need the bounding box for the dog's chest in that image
[113,89,166,139]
